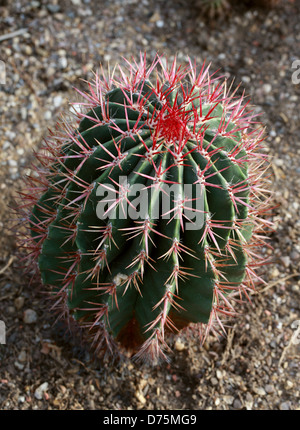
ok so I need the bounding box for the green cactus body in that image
[20,55,271,361]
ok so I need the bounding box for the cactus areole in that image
[20,54,271,362]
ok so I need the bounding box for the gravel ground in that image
[0,0,299,410]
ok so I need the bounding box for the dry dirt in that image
[0,0,299,410]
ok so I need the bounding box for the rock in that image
[263,83,272,94]
[23,309,37,324]
[242,76,251,84]
[18,350,27,363]
[135,390,146,404]
[223,395,234,405]
[89,384,95,393]
[216,370,223,380]
[211,377,218,386]
[8,159,17,167]
[24,45,32,55]
[280,256,291,268]
[89,399,96,409]
[233,398,243,409]
[274,158,284,167]
[20,107,27,120]
[34,382,49,400]
[156,20,164,28]
[270,267,280,279]
[14,296,25,310]
[265,384,275,394]
[44,110,52,120]
[280,402,290,410]
[253,387,266,396]
[290,250,300,260]
[174,339,185,351]
[46,4,60,13]
[139,379,148,391]
[53,95,63,108]
[14,361,24,370]
[58,57,68,69]
[215,398,220,406]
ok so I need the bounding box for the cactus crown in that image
[19,54,271,362]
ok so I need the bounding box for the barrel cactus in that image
[195,0,231,18]
[194,0,281,16]
[19,54,271,362]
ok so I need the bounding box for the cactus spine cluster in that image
[19,54,271,362]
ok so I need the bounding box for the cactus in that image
[194,0,281,17]
[18,54,272,362]
[194,0,231,18]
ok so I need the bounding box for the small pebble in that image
[47,4,60,13]
[34,382,49,400]
[18,350,27,363]
[270,267,280,279]
[139,379,148,391]
[88,399,95,409]
[89,384,95,393]
[23,309,37,324]
[8,159,17,167]
[254,387,266,396]
[44,110,52,120]
[280,402,290,410]
[174,339,185,351]
[53,95,63,108]
[216,370,223,380]
[14,296,25,310]
[210,377,218,386]
[135,390,146,405]
[280,256,291,268]
[263,83,272,94]
[290,250,299,260]
[58,57,68,69]
[242,76,251,84]
[233,398,243,409]
[14,361,24,370]
[265,384,275,394]
[223,395,234,405]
